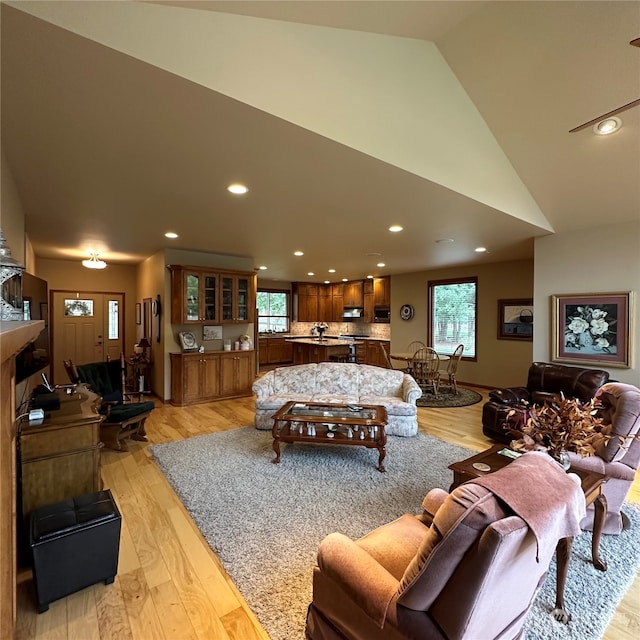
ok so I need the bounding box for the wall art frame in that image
[497,298,533,341]
[551,291,633,368]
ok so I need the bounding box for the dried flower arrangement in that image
[509,394,609,458]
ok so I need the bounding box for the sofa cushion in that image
[310,393,360,405]
[316,362,360,396]
[359,396,416,416]
[273,364,317,393]
[358,365,404,397]
[256,393,313,411]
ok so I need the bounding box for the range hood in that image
[342,307,363,320]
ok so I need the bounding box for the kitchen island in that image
[287,337,357,364]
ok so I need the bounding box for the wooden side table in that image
[448,446,608,624]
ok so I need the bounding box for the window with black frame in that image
[428,277,477,358]
[257,290,290,333]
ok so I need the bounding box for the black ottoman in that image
[30,489,121,612]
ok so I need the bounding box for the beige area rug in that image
[150,427,640,640]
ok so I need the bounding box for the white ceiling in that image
[2,1,639,282]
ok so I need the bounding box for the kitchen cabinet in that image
[291,340,349,364]
[169,266,219,324]
[259,337,293,365]
[363,279,374,323]
[171,351,255,405]
[220,351,255,396]
[294,283,319,322]
[374,277,391,306]
[220,272,255,323]
[318,286,332,322]
[343,281,364,307]
[331,284,344,322]
[364,340,390,367]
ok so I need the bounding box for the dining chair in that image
[439,343,464,395]
[411,347,440,397]
[405,341,427,374]
[380,342,394,369]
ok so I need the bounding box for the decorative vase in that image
[317,330,325,342]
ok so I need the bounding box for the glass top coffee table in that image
[271,401,388,471]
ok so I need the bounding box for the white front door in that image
[51,291,124,384]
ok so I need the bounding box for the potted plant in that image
[509,394,608,468]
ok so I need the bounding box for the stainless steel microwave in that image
[373,307,390,322]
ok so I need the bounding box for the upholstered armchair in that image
[482,362,610,442]
[566,382,640,534]
[65,356,155,451]
[306,452,585,640]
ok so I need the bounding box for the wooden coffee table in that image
[271,401,388,471]
[449,445,608,623]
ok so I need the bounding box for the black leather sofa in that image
[482,362,610,442]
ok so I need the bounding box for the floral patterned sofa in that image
[252,362,422,437]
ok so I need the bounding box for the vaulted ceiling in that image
[2,1,639,282]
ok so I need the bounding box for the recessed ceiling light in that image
[475,247,487,253]
[324,280,330,284]
[436,238,454,244]
[307,272,315,276]
[258,265,267,270]
[389,225,403,233]
[376,262,386,268]
[164,231,178,239]
[366,274,374,279]
[227,183,248,194]
[593,117,622,135]
[342,278,348,282]
[328,268,336,273]
[294,250,304,257]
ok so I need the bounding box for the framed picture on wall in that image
[551,292,633,368]
[497,299,533,341]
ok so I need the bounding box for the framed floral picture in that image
[551,292,633,368]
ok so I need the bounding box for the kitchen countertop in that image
[260,334,389,341]
[285,337,364,346]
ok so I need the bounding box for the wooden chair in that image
[380,342,394,369]
[411,347,440,398]
[405,341,427,374]
[64,355,154,451]
[439,343,464,394]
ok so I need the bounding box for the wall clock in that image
[400,304,414,321]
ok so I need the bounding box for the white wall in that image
[533,221,640,385]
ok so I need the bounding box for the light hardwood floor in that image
[15,388,640,640]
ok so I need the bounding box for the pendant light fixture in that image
[82,253,107,269]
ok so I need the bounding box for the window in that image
[428,277,477,358]
[108,299,119,339]
[257,290,289,333]
[64,299,94,316]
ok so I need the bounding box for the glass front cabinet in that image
[220,273,253,323]
[170,266,255,325]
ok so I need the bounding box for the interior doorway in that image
[51,291,125,384]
